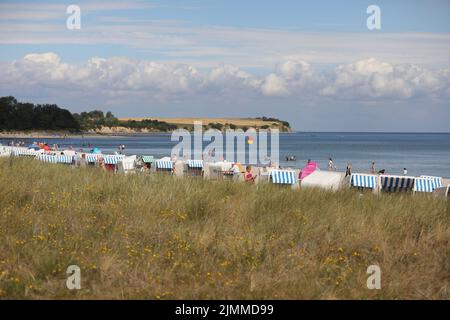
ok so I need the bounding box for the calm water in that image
[2,132,450,177]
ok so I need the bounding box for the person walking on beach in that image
[370,161,376,174]
[403,168,408,175]
[345,163,352,177]
[328,158,336,171]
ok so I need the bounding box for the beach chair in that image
[103,155,125,171]
[57,154,74,165]
[84,153,100,164]
[155,158,173,173]
[350,173,378,190]
[186,159,203,176]
[142,156,154,165]
[301,170,345,191]
[270,169,297,188]
[37,154,58,164]
[413,176,443,194]
[117,155,136,174]
[13,147,37,158]
[380,175,415,193]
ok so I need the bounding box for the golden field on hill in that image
[0,158,449,299]
[120,117,285,128]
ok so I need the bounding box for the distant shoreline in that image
[0,126,293,139]
[2,130,450,140]
[0,131,123,139]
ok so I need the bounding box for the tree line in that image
[0,96,80,131]
[0,96,291,133]
[0,96,176,132]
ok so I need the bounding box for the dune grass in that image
[0,158,449,299]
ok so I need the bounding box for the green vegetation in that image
[0,158,448,299]
[0,96,178,133]
[0,97,292,134]
[0,96,80,131]
[74,111,177,132]
[256,116,290,128]
[73,110,119,130]
[208,122,224,130]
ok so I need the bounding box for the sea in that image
[2,132,449,178]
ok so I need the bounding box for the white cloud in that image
[0,53,449,104]
[261,74,289,96]
[321,58,450,100]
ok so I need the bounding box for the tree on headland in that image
[0,96,80,131]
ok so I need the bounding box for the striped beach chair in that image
[103,155,125,165]
[155,159,173,170]
[420,176,443,188]
[380,175,415,193]
[414,176,443,193]
[13,148,37,158]
[37,154,58,164]
[186,159,203,169]
[142,156,154,164]
[57,155,74,164]
[270,170,297,185]
[351,173,378,189]
[85,153,100,163]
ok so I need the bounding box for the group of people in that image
[7,140,26,147]
[117,144,126,154]
[302,158,408,179]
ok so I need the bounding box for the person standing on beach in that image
[244,166,256,183]
[328,158,336,171]
[345,163,352,177]
[371,161,376,174]
[403,168,408,175]
[98,157,106,170]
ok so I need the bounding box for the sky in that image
[0,0,449,132]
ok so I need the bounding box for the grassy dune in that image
[0,158,449,299]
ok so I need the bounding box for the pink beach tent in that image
[300,161,318,179]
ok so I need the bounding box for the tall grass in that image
[0,158,448,299]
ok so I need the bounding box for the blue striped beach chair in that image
[186,159,203,169]
[350,173,378,189]
[13,148,37,158]
[85,153,100,163]
[270,170,297,185]
[380,175,415,193]
[103,155,125,165]
[56,155,73,164]
[37,154,58,164]
[186,159,203,176]
[420,176,442,188]
[155,159,173,171]
[414,176,443,193]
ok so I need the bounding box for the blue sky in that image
[0,0,449,131]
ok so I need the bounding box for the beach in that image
[2,132,449,177]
